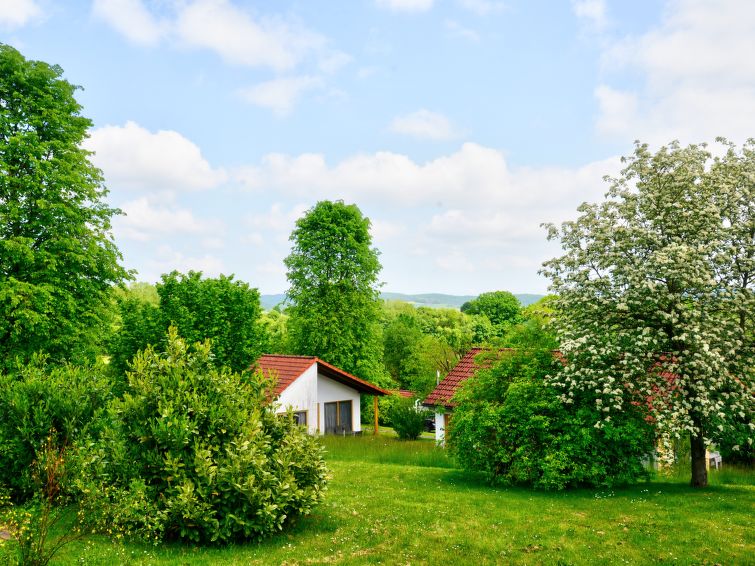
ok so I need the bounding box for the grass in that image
[12,437,755,565]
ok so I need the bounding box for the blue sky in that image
[3,0,754,295]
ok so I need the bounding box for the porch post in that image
[374,396,379,435]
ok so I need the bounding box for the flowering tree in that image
[542,140,754,487]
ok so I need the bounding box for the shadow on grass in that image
[434,466,754,502]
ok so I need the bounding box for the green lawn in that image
[32,437,755,564]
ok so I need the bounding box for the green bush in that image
[713,415,754,466]
[449,348,654,490]
[0,359,113,501]
[388,396,428,441]
[75,328,328,544]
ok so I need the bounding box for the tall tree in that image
[542,140,754,488]
[285,200,385,383]
[0,44,128,369]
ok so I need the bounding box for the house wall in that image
[317,373,362,433]
[435,411,446,444]
[276,363,319,434]
[275,363,363,435]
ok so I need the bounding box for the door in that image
[339,400,352,434]
[323,401,353,434]
[324,402,338,434]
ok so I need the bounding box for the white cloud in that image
[92,0,165,46]
[232,145,622,293]
[93,0,346,74]
[246,203,307,232]
[375,0,434,13]
[244,203,308,245]
[84,121,226,194]
[457,0,505,16]
[572,0,607,32]
[594,85,639,137]
[436,249,476,273]
[143,245,226,281]
[237,143,619,226]
[445,20,480,43]
[389,109,457,140]
[370,219,405,243]
[0,0,41,29]
[596,0,755,145]
[115,198,223,242]
[318,50,353,74]
[174,0,325,71]
[238,76,324,116]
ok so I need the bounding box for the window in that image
[277,410,307,426]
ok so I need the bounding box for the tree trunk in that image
[690,431,708,488]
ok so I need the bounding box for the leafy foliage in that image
[285,200,386,385]
[449,332,654,489]
[76,328,327,544]
[108,290,164,379]
[542,139,755,487]
[157,271,265,372]
[0,44,128,369]
[259,308,289,355]
[387,396,429,441]
[0,436,86,566]
[381,301,482,395]
[109,272,266,375]
[461,291,522,336]
[0,359,113,501]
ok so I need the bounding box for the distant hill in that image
[260,293,287,310]
[260,292,545,310]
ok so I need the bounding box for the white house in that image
[255,354,388,435]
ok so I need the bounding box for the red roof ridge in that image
[258,353,317,360]
[423,347,511,408]
[253,354,389,397]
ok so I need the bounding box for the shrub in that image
[388,396,428,440]
[0,359,113,501]
[75,328,328,544]
[0,436,86,566]
[713,414,754,466]
[449,347,654,489]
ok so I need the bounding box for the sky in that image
[2,0,755,296]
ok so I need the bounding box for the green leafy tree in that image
[414,307,474,356]
[402,335,459,396]
[285,200,385,384]
[109,272,266,374]
[382,311,424,382]
[108,291,164,378]
[259,308,290,355]
[0,44,128,369]
[542,140,755,488]
[158,271,265,372]
[461,291,522,336]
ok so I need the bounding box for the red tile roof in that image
[423,348,511,408]
[254,354,389,396]
[255,354,317,395]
